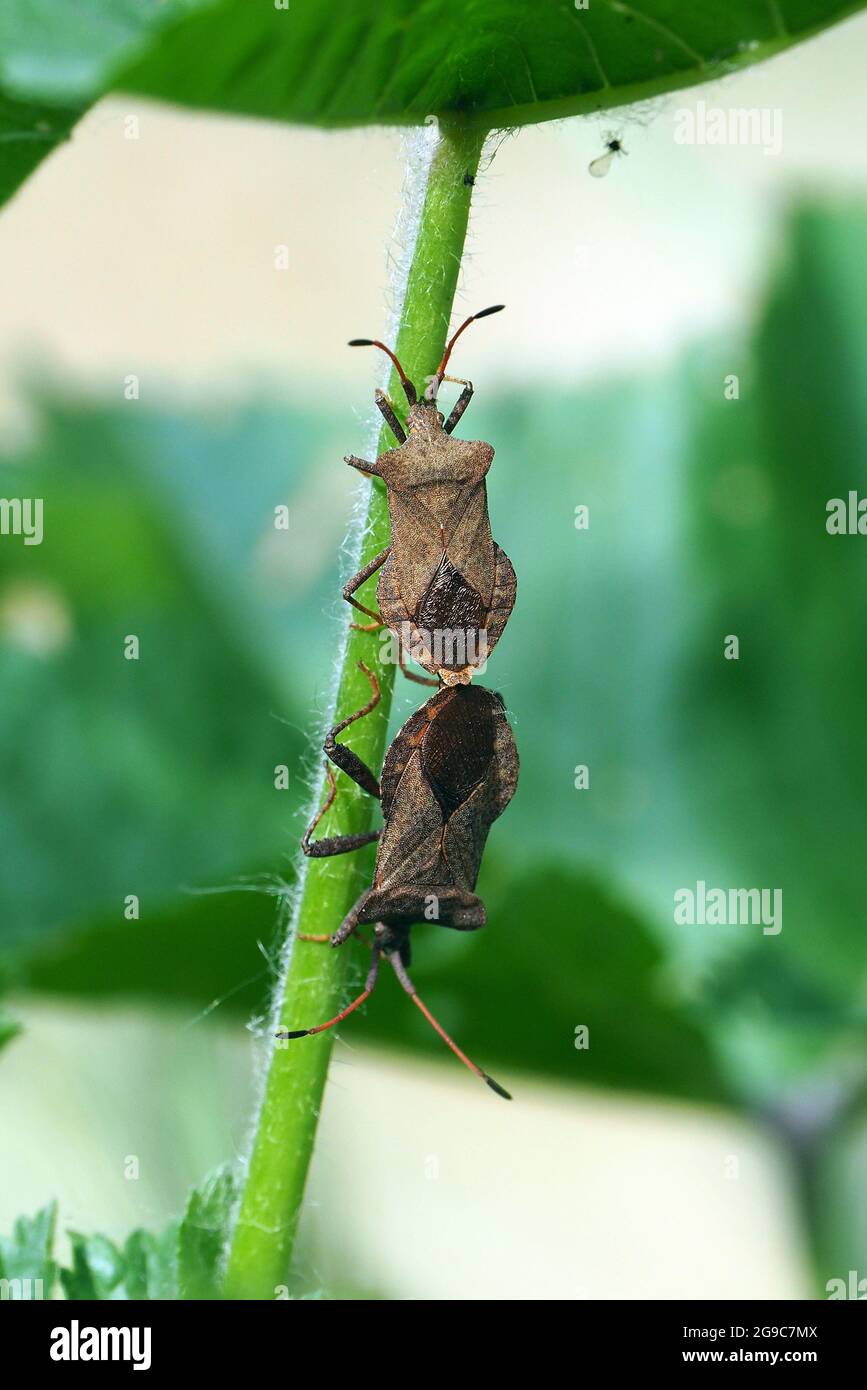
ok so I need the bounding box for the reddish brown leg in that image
[302,663,384,856]
[277,945,381,1039]
[297,928,372,949]
[301,763,381,858]
[398,639,438,688]
[343,546,390,630]
[322,661,382,798]
[388,950,512,1099]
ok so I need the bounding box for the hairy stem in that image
[223,120,487,1300]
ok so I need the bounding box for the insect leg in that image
[374,389,407,444]
[398,638,438,688]
[330,892,377,948]
[323,661,383,797]
[301,764,382,858]
[344,454,382,477]
[297,927,372,947]
[343,546,390,630]
[387,950,512,1099]
[443,378,474,434]
[276,944,381,1039]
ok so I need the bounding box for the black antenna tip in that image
[485,1075,512,1100]
[348,338,374,347]
[475,305,505,320]
[276,1029,310,1040]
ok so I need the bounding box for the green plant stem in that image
[223,120,487,1300]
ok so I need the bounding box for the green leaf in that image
[110,0,867,132]
[6,1181,229,1302]
[815,1103,867,1294]
[19,869,283,1019]
[0,1,201,205]
[0,1202,57,1299]
[0,90,80,209]
[0,1,198,103]
[59,1224,180,1299]
[1,0,862,215]
[60,1232,126,1300]
[0,397,315,962]
[178,1165,236,1299]
[24,1169,232,1302]
[0,1015,21,1051]
[129,1224,181,1301]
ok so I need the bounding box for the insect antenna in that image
[348,338,417,404]
[433,304,505,387]
[276,947,381,1038]
[389,950,512,1099]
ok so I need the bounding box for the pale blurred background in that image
[1,12,866,1299]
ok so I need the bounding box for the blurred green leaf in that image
[58,1223,180,1299]
[660,207,867,1065]
[0,1015,21,1051]
[18,869,284,1020]
[178,1165,235,1300]
[4,1174,235,1301]
[0,1,199,205]
[0,2,195,101]
[0,90,79,208]
[0,1201,56,1298]
[0,399,327,959]
[61,1231,126,1300]
[132,1223,182,1301]
[817,1102,867,1293]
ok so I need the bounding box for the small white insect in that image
[588,132,628,178]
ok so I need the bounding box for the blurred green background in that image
[1,13,866,1300]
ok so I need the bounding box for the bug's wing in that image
[375,751,445,889]
[425,688,518,891]
[490,700,519,818]
[386,485,457,607]
[479,543,517,663]
[589,151,614,178]
[380,688,451,814]
[421,686,495,815]
[441,722,518,890]
[443,477,497,604]
[441,783,498,891]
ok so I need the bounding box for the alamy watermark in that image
[379,622,488,674]
[1,1276,44,1300]
[0,497,43,545]
[826,1270,867,1299]
[674,100,782,156]
[50,1320,151,1370]
[826,491,866,534]
[674,880,782,935]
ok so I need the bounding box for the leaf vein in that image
[604,0,707,67]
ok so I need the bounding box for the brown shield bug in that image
[279,662,519,1098]
[342,306,516,686]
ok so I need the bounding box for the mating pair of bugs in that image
[278,307,518,1098]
